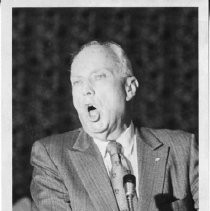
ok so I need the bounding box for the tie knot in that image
[106,141,122,156]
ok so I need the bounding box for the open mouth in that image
[88,105,96,112]
[86,104,100,122]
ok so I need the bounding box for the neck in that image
[115,118,131,139]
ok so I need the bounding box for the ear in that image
[125,76,139,101]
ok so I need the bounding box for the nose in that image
[83,81,95,96]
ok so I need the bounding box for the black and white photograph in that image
[1,0,209,210]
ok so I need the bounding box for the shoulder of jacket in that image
[139,127,195,148]
[34,128,81,150]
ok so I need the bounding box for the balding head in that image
[71,41,134,77]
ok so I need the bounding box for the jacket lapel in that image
[68,129,118,211]
[136,128,169,210]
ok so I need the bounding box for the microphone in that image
[123,174,136,211]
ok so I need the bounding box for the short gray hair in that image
[71,41,134,77]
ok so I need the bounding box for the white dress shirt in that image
[93,122,139,197]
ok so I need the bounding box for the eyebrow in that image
[71,68,112,78]
[70,75,83,80]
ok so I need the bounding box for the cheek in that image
[72,92,81,108]
[98,87,126,111]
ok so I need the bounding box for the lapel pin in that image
[155,158,160,162]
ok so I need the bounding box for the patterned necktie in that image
[106,141,130,211]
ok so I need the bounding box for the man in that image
[30,41,198,211]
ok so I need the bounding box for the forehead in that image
[71,45,119,76]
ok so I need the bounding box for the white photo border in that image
[1,0,209,210]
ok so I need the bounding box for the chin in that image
[87,124,108,135]
[88,132,109,141]
[82,123,109,140]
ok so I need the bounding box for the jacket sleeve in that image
[189,134,198,210]
[30,141,72,211]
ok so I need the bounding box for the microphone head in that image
[123,174,136,196]
[123,174,136,185]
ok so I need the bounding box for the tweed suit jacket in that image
[30,127,198,211]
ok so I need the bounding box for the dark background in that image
[12,8,198,203]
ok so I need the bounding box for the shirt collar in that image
[116,121,135,157]
[93,137,109,158]
[93,122,135,158]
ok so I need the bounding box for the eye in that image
[95,73,106,80]
[72,80,82,86]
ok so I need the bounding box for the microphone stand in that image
[123,174,136,211]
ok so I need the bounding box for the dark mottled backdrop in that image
[12,8,198,203]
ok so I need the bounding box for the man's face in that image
[70,46,128,141]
